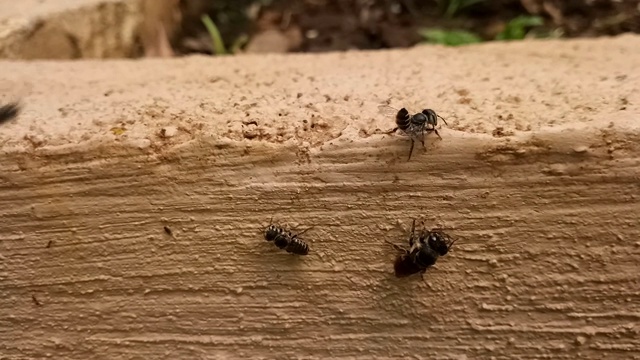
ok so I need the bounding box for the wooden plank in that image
[1,36,640,359]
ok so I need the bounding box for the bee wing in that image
[378,104,400,117]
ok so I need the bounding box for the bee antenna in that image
[448,238,458,250]
[437,114,448,125]
[297,226,314,235]
[420,271,429,284]
[385,240,406,253]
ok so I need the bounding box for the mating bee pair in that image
[386,219,456,279]
[264,221,311,256]
[265,218,456,281]
[379,104,448,161]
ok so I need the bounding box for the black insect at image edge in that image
[0,101,21,124]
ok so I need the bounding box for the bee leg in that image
[419,130,427,150]
[297,226,315,236]
[384,127,399,135]
[420,268,429,282]
[384,240,408,254]
[433,128,442,140]
[408,219,417,247]
[407,138,415,161]
[418,220,428,244]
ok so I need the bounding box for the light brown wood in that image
[1,35,639,359]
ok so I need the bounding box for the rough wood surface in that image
[1,35,640,359]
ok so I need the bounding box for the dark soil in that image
[173,0,640,55]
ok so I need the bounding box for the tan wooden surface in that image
[1,35,640,359]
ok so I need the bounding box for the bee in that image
[0,101,21,124]
[385,219,456,279]
[264,220,312,255]
[378,104,448,161]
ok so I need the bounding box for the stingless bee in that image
[385,219,456,279]
[264,220,312,255]
[378,104,448,161]
[0,101,21,124]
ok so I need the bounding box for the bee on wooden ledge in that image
[386,219,457,280]
[264,220,312,256]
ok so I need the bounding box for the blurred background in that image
[1,0,639,59]
[141,0,640,56]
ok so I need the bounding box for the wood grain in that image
[2,125,640,359]
[1,35,640,359]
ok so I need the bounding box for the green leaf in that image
[201,14,228,55]
[510,15,545,28]
[230,34,249,54]
[496,16,544,40]
[418,28,483,46]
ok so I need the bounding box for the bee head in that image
[421,109,447,126]
[427,231,456,256]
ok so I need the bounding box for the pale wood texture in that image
[1,35,640,359]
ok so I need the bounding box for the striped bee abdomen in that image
[395,107,411,131]
[285,235,310,255]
